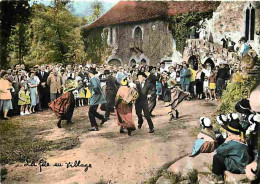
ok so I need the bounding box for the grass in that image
[0,118,80,165]
[145,154,188,184]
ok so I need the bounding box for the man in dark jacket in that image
[147,66,159,117]
[101,70,120,119]
[36,65,49,110]
[216,63,230,97]
[135,72,154,133]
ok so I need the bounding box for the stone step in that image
[224,171,249,184]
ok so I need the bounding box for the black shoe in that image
[100,118,107,125]
[89,127,99,131]
[150,114,155,118]
[175,110,179,119]
[127,129,132,136]
[149,129,154,133]
[138,124,142,129]
[120,127,125,133]
[57,120,61,128]
[67,120,74,124]
[169,114,174,122]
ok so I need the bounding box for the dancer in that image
[101,70,120,119]
[49,79,77,128]
[115,77,138,136]
[162,72,189,121]
[147,66,159,117]
[88,69,107,131]
[135,72,154,133]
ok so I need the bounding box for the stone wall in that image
[208,1,260,55]
[104,20,175,66]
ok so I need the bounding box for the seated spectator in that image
[212,118,249,178]
[190,117,217,157]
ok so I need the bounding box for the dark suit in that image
[135,81,154,130]
[147,74,159,115]
[36,71,49,109]
[101,75,120,118]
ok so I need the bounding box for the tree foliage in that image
[81,27,112,64]
[167,10,215,54]
[22,3,86,66]
[0,0,30,68]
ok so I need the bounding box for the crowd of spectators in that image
[0,60,231,120]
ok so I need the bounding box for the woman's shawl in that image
[116,86,139,104]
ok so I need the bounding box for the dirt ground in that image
[3,99,218,184]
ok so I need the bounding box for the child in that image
[212,119,250,178]
[203,76,209,100]
[190,117,217,157]
[18,85,28,115]
[209,71,217,100]
[78,80,85,106]
[24,88,31,115]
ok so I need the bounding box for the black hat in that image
[104,70,110,75]
[137,72,147,78]
[89,68,97,75]
[235,99,252,115]
[148,66,155,72]
[239,36,247,42]
[222,120,244,135]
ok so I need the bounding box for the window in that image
[245,3,255,41]
[134,27,142,40]
[110,27,113,44]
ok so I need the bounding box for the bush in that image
[218,73,258,114]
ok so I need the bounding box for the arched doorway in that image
[130,59,136,66]
[188,55,199,70]
[108,59,121,66]
[204,58,215,70]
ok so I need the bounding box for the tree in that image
[89,1,103,23]
[23,2,85,65]
[0,0,30,68]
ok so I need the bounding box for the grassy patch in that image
[145,154,188,184]
[0,119,80,165]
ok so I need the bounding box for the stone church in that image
[86,1,260,68]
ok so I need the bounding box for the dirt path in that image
[4,100,218,184]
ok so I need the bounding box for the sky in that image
[29,0,119,17]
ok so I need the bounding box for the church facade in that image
[86,1,260,68]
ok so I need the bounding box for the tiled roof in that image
[86,1,219,29]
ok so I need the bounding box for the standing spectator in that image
[0,71,13,120]
[216,63,230,97]
[189,65,196,99]
[18,84,30,115]
[204,76,210,100]
[28,72,37,113]
[195,66,205,99]
[47,68,62,102]
[180,64,191,93]
[209,71,217,100]
[36,65,49,110]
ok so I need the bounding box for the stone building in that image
[86,1,260,68]
[183,1,260,70]
[86,1,218,66]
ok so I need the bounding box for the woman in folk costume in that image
[190,117,217,157]
[162,72,189,121]
[49,79,77,128]
[115,77,139,136]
